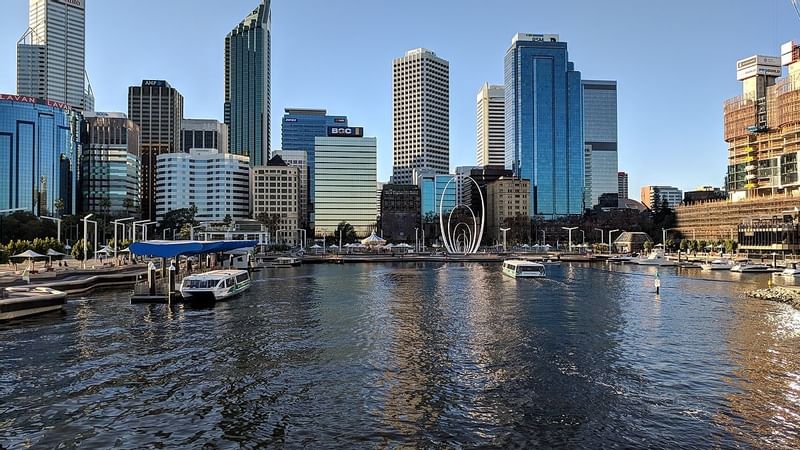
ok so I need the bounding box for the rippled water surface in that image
[2,263,800,448]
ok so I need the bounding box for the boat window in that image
[518,265,542,272]
[236,274,248,283]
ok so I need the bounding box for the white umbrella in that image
[310,244,322,249]
[11,250,46,259]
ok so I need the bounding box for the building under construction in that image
[676,41,800,248]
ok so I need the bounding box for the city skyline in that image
[1,0,799,193]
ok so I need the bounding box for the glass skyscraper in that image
[415,170,458,217]
[225,0,270,166]
[0,94,81,216]
[281,108,347,205]
[505,33,584,218]
[582,80,618,207]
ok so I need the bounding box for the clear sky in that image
[1,0,798,195]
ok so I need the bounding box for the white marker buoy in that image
[655,272,661,295]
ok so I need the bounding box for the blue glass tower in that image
[505,33,584,218]
[225,0,270,166]
[281,108,347,204]
[0,95,81,216]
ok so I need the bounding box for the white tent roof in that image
[361,232,387,246]
[309,244,322,249]
[46,248,66,257]
[11,250,45,259]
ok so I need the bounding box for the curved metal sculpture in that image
[438,176,485,255]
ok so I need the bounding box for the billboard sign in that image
[327,127,364,137]
[0,93,72,111]
[736,55,781,81]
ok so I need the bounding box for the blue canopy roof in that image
[129,240,258,258]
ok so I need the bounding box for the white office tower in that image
[476,83,505,167]
[392,48,450,184]
[155,149,251,223]
[17,0,94,111]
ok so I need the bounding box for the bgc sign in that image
[327,127,364,138]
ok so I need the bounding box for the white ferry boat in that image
[0,287,66,321]
[179,270,251,302]
[730,263,771,273]
[502,260,547,279]
[270,257,302,268]
[701,259,733,271]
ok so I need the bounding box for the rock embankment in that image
[748,286,800,310]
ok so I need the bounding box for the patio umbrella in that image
[46,248,67,268]
[11,250,46,272]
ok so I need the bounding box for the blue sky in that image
[1,0,798,195]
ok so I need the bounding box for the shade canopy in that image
[361,232,386,246]
[129,240,258,259]
[309,244,322,249]
[395,243,413,248]
[11,250,45,259]
[46,249,66,257]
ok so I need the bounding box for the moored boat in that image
[636,250,677,267]
[0,287,67,321]
[730,263,771,273]
[179,270,251,302]
[701,259,733,271]
[502,260,547,279]
[271,257,302,268]
[774,263,800,278]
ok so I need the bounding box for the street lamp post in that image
[500,227,511,252]
[562,227,578,252]
[295,229,307,249]
[41,216,62,243]
[609,229,621,255]
[541,230,546,247]
[662,228,678,254]
[142,222,156,242]
[112,217,134,261]
[132,219,149,242]
[415,227,419,253]
[190,224,205,241]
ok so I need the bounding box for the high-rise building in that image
[155,149,250,223]
[415,170,458,218]
[182,119,228,153]
[281,108,348,212]
[17,0,93,111]
[476,83,505,167]
[225,0,271,166]
[392,48,450,184]
[582,80,618,207]
[380,184,421,243]
[460,165,515,219]
[505,33,584,218]
[271,149,309,230]
[486,177,530,244]
[640,185,682,210]
[80,112,140,217]
[252,155,301,245]
[314,128,377,237]
[128,80,184,221]
[0,93,82,216]
[618,171,629,200]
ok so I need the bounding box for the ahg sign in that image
[327,127,364,137]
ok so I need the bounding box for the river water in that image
[1,263,800,448]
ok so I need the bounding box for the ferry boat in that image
[636,250,677,267]
[701,259,733,271]
[730,263,771,273]
[502,260,547,279]
[270,257,302,268]
[0,287,67,321]
[179,270,251,302]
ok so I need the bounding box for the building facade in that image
[17,0,93,111]
[505,33,584,218]
[459,165,514,219]
[252,155,301,245]
[582,80,618,207]
[280,108,347,210]
[155,149,250,223]
[80,112,140,216]
[0,94,81,216]
[486,177,530,244]
[380,184,420,243]
[416,170,458,218]
[314,131,377,237]
[392,48,450,184]
[640,185,683,210]
[225,0,271,166]
[271,149,308,230]
[128,80,184,221]
[182,119,228,153]
[476,83,505,167]
[618,171,629,199]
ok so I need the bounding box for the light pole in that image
[609,229,621,255]
[112,217,134,261]
[580,229,586,245]
[295,229,307,249]
[500,227,511,252]
[415,227,419,252]
[562,227,578,252]
[142,222,156,241]
[421,228,425,253]
[190,224,205,241]
[41,216,62,243]
[662,228,678,254]
[540,230,546,247]
[82,214,94,269]
[132,219,149,242]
